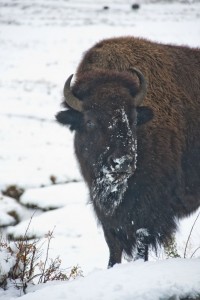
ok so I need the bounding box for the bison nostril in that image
[108,155,133,172]
[108,156,118,169]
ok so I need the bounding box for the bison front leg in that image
[103,227,123,268]
[136,243,148,261]
[135,228,149,261]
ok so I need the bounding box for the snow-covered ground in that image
[0,0,200,299]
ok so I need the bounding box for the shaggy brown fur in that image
[56,36,200,267]
[77,37,200,213]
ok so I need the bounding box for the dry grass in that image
[0,221,82,294]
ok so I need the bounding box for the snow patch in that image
[0,194,31,227]
[0,246,16,282]
[7,259,200,300]
[20,182,88,210]
[137,228,149,237]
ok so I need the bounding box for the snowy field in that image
[0,0,200,299]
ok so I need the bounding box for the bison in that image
[56,36,200,267]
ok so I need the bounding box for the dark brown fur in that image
[56,36,200,267]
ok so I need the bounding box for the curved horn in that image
[129,67,148,107]
[64,74,83,112]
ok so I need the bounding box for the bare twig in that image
[190,246,200,258]
[38,227,55,284]
[23,211,37,241]
[184,211,200,258]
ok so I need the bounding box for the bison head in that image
[56,69,153,215]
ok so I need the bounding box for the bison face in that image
[56,69,153,215]
[81,106,138,216]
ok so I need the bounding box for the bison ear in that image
[55,110,83,131]
[136,106,154,126]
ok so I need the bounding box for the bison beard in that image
[91,164,131,216]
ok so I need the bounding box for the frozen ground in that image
[0,0,200,299]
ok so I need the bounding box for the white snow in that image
[0,194,33,227]
[20,182,88,210]
[12,259,200,300]
[136,228,149,237]
[0,0,200,299]
[0,247,16,283]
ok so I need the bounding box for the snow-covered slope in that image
[10,259,200,300]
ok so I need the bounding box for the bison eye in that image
[86,120,95,129]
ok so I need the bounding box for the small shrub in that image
[2,185,24,201]
[7,210,20,224]
[0,227,83,294]
[131,3,140,10]
[49,175,57,185]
